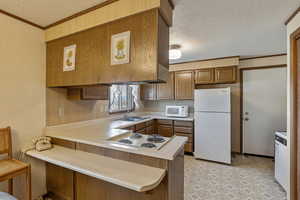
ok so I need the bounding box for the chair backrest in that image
[0,127,12,159]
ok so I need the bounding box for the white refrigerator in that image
[194,88,231,164]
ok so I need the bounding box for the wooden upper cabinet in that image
[140,84,157,101]
[174,71,195,100]
[195,68,214,84]
[157,72,174,100]
[46,9,170,87]
[214,66,237,83]
[67,86,109,100]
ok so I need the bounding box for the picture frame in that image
[63,44,76,72]
[111,31,131,65]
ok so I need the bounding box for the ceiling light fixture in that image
[169,44,182,60]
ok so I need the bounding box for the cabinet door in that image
[46,163,74,200]
[174,71,195,100]
[195,68,214,84]
[140,84,157,100]
[214,66,237,83]
[157,72,174,100]
[67,86,109,100]
[82,86,109,100]
[157,125,173,137]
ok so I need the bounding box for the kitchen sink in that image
[118,116,149,122]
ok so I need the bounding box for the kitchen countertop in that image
[45,113,192,160]
[26,145,166,192]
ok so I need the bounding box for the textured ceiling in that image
[0,0,108,27]
[170,0,299,63]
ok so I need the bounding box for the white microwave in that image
[165,105,189,118]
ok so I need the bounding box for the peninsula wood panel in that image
[76,173,168,200]
[157,72,174,100]
[174,70,195,100]
[195,68,214,84]
[47,9,168,87]
[46,163,74,200]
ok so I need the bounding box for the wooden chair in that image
[0,127,31,200]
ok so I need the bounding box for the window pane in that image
[109,85,135,113]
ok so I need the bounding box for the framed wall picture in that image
[63,44,76,72]
[111,31,131,65]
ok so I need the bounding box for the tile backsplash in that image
[141,100,194,113]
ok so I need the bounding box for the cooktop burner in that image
[141,143,157,148]
[118,139,133,144]
[129,133,143,139]
[147,135,165,143]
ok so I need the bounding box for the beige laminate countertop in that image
[27,146,166,192]
[45,114,191,160]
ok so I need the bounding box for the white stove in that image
[108,132,172,151]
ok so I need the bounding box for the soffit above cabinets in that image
[0,0,109,27]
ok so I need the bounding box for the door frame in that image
[290,26,300,200]
[240,65,287,155]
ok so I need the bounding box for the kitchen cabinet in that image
[174,71,194,100]
[140,72,174,101]
[67,86,109,100]
[140,84,157,101]
[214,66,237,83]
[195,68,214,84]
[157,120,173,137]
[174,120,194,153]
[157,125,173,137]
[46,163,74,200]
[157,72,174,100]
[46,9,170,87]
[195,66,237,85]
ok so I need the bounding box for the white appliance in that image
[275,131,288,191]
[194,88,231,164]
[165,105,189,118]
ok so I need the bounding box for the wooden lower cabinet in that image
[157,125,173,137]
[46,163,74,200]
[76,173,167,200]
[174,120,194,153]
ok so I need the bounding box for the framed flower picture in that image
[63,44,76,72]
[111,31,131,65]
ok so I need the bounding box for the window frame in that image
[108,85,135,114]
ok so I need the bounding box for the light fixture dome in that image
[169,44,182,60]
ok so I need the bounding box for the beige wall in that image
[287,12,300,200]
[46,88,110,125]
[0,14,46,199]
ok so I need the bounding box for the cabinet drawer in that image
[174,127,193,134]
[136,122,146,130]
[146,126,154,135]
[157,119,173,125]
[175,133,193,143]
[146,120,154,127]
[124,126,135,131]
[174,121,193,127]
[137,128,146,134]
[184,143,193,153]
[157,125,173,137]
